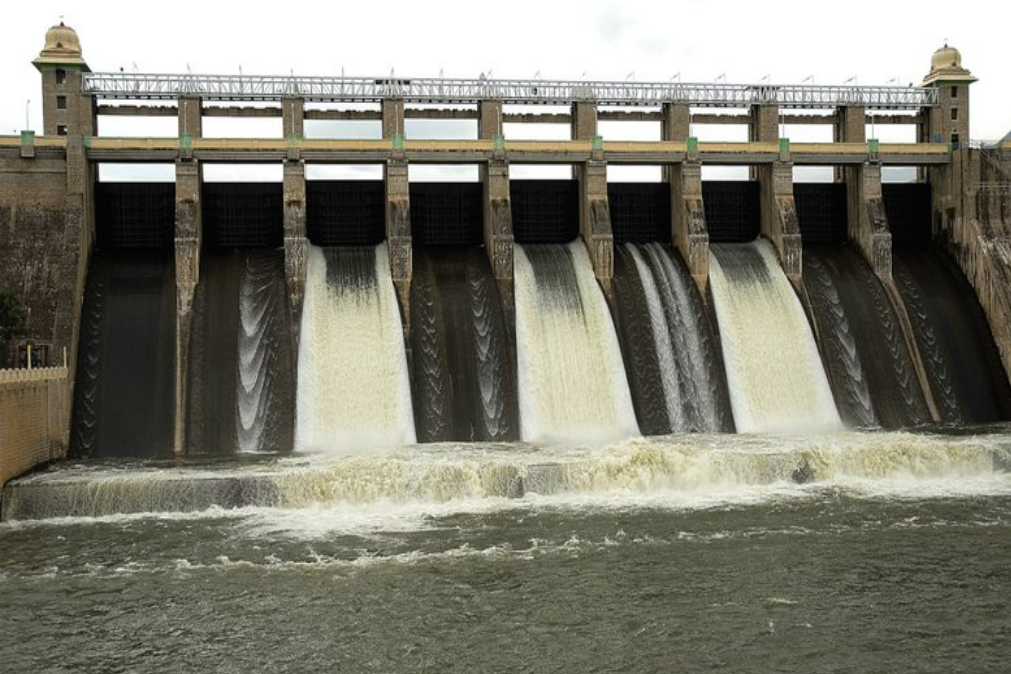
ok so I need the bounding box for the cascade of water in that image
[514,242,639,443]
[295,244,415,452]
[802,247,930,429]
[803,253,878,427]
[893,248,1011,424]
[69,252,176,458]
[709,240,842,433]
[640,243,729,432]
[410,248,518,443]
[236,254,288,453]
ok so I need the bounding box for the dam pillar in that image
[836,105,891,278]
[669,160,709,291]
[846,160,892,279]
[382,99,405,139]
[382,98,411,326]
[835,105,865,182]
[478,100,514,297]
[579,157,614,290]
[281,97,304,141]
[759,154,802,283]
[752,105,801,282]
[571,101,613,288]
[661,102,691,142]
[662,103,708,289]
[283,159,307,346]
[385,158,412,327]
[178,96,202,139]
[174,159,202,456]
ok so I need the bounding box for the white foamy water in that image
[709,240,842,433]
[6,430,1011,531]
[295,244,415,452]
[514,243,639,443]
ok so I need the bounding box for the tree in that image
[0,287,27,366]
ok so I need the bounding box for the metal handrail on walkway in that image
[82,72,939,110]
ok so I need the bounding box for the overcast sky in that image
[1,1,1008,181]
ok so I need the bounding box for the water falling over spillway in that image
[612,243,733,434]
[236,253,295,452]
[187,251,294,454]
[69,251,176,459]
[514,242,639,443]
[410,248,518,443]
[893,247,1011,424]
[709,240,842,433]
[803,246,930,429]
[295,244,415,452]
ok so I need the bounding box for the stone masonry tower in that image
[921,44,976,242]
[922,44,976,148]
[32,21,91,137]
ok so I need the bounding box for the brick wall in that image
[0,368,69,504]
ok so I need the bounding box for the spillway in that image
[612,243,733,434]
[514,242,639,443]
[803,246,930,429]
[295,244,416,452]
[186,250,295,454]
[410,247,518,443]
[893,247,1011,424]
[709,240,841,433]
[69,251,176,458]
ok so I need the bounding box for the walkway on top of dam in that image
[0,136,956,165]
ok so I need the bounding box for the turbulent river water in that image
[3,428,1011,673]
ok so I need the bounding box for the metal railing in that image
[82,72,939,109]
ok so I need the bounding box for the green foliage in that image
[0,287,27,349]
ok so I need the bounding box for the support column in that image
[579,157,614,289]
[759,150,802,283]
[178,96,202,139]
[385,158,412,327]
[283,159,307,347]
[835,106,865,182]
[382,99,405,139]
[282,97,304,141]
[670,160,709,290]
[750,104,779,180]
[846,160,892,278]
[478,100,514,292]
[571,101,598,141]
[751,103,800,281]
[174,159,202,455]
[661,103,691,142]
[571,101,612,287]
[572,100,598,183]
[661,103,707,288]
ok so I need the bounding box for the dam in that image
[2,21,1011,672]
[2,23,1010,469]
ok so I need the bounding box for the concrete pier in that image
[662,103,708,289]
[478,100,514,287]
[752,104,802,282]
[571,102,614,289]
[283,159,307,347]
[385,158,412,326]
[847,160,892,278]
[173,159,201,455]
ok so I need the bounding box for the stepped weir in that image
[3,23,1011,499]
